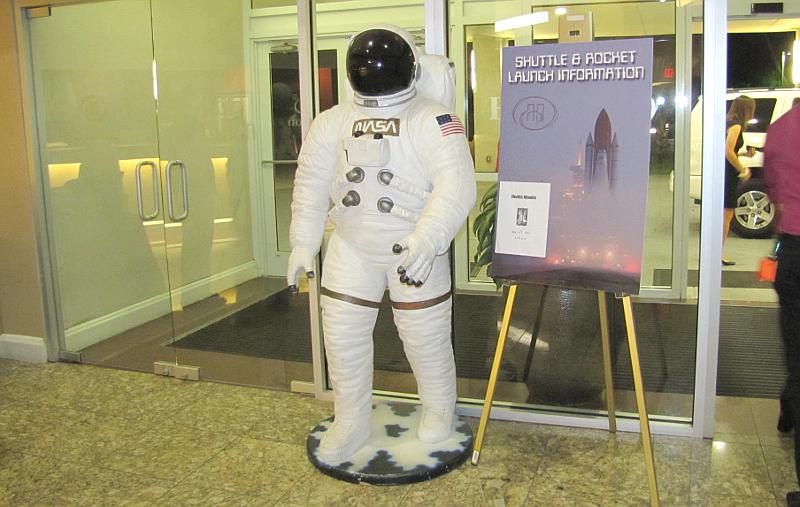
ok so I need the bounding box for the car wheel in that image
[731,179,775,239]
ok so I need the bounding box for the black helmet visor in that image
[347,29,415,96]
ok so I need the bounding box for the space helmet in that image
[346,25,420,97]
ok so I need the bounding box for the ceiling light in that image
[495,11,549,32]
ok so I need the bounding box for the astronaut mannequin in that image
[287,25,476,464]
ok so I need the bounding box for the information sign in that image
[491,39,654,294]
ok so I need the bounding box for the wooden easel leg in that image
[622,296,660,507]
[472,284,518,466]
[597,291,617,433]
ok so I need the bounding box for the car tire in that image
[731,178,775,239]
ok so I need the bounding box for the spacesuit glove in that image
[393,234,436,287]
[287,246,316,293]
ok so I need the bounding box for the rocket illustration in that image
[583,109,619,190]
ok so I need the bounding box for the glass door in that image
[151,0,314,388]
[255,38,344,275]
[30,0,176,371]
[31,0,316,390]
[149,0,255,382]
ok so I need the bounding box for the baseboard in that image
[64,261,259,351]
[0,334,48,363]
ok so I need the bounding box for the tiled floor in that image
[0,358,795,506]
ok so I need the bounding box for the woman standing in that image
[722,95,756,265]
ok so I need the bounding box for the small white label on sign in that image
[495,181,551,258]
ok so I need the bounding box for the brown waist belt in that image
[320,287,451,310]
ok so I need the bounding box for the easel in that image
[471,284,660,507]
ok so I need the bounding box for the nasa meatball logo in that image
[512,96,558,131]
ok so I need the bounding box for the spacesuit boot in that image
[392,298,457,443]
[318,296,378,463]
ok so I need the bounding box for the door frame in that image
[251,35,350,280]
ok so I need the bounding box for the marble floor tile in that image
[762,444,798,500]
[614,435,693,505]
[0,403,155,465]
[0,361,790,507]
[471,420,552,506]
[690,493,779,506]
[173,396,268,435]
[523,484,605,507]
[399,465,487,506]
[11,459,173,506]
[172,377,287,409]
[471,444,539,501]
[527,430,694,506]
[749,397,794,448]
[95,419,238,480]
[760,430,794,451]
[276,472,409,507]
[0,450,62,504]
[689,440,775,500]
[0,363,195,427]
[715,396,758,436]
[245,393,333,445]
[154,483,271,506]
[713,432,761,445]
[0,358,39,386]
[182,437,311,499]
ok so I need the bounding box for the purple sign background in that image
[490,39,653,294]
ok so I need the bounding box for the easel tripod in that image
[471,284,660,507]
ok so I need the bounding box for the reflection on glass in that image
[30,0,172,358]
[465,25,512,173]
[270,49,339,252]
[151,0,254,296]
[30,0,316,388]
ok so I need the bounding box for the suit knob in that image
[342,190,361,207]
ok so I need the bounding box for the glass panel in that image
[266,47,339,253]
[152,0,313,388]
[715,1,795,416]
[749,98,777,134]
[267,48,301,253]
[449,0,700,423]
[462,2,678,289]
[466,25,511,174]
[29,0,175,370]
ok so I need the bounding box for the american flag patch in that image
[436,114,465,137]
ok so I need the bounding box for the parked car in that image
[680,88,800,239]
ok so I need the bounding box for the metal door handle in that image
[166,160,189,222]
[135,161,160,220]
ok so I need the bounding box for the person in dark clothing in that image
[764,100,800,507]
[722,96,756,265]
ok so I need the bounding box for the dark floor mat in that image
[172,287,785,399]
[172,289,314,362]
[717,305,785,398]
[171,289,501,377]
[652,268,773,289]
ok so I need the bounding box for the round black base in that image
[306,402,473,485]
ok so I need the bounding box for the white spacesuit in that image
[287,25,476,464]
